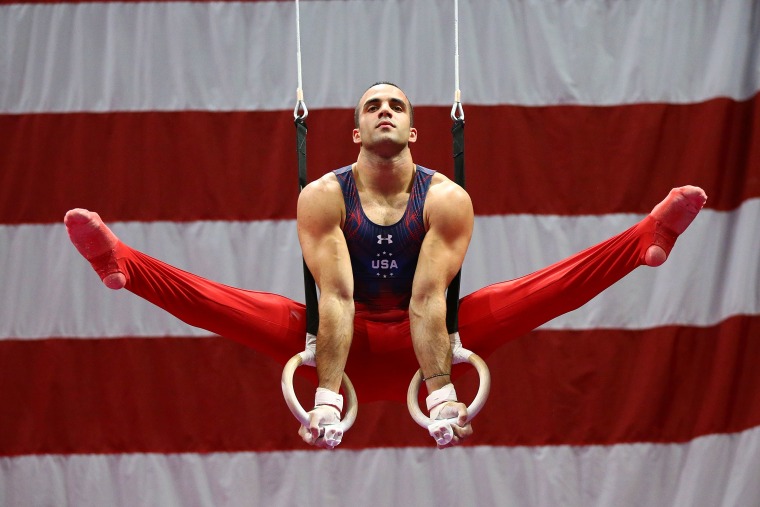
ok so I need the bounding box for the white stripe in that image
[469,200,760,331]
[2,0,758,113]
[2,426,759,507]
[1,219,303,339]
[2,201,757,339]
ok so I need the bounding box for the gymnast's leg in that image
[64,208,305,364]
[457,186,707,357]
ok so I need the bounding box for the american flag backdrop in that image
[1,0,759,505]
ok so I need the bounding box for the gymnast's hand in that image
[298,405,342,449]
[430,401,473,449]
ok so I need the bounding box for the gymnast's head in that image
[354,82,415,128]
[353,82,417,150]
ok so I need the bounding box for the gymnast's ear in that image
[408,127,418,143]
[352,128,361,144]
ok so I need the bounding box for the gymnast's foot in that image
[64,209,127,289]
[645,186,708,267]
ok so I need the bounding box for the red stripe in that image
[1,315,758,455]
[2,93,758,224]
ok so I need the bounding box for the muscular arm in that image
[409,178,474,395]
[297,175,354,393]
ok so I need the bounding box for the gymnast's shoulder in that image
[296,171,344,224]
[426,171,473,213]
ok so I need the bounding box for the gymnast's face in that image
[352,84,417,154]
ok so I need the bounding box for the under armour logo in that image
[377,234,393,244]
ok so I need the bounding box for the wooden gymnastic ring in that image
[406,352,490,429]
[281,353,358,443]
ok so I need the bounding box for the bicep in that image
[412,186,473,296]
[302,230,354,299]
[297,183,353,299]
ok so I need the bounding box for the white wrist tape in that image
[449,331,472,363]
[311,404,341,421]
[299,333,317,366]
[315,387,344,413]
[425,383,458,412]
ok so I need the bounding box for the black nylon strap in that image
[295,118,309,191]
[452,118,465,188]
[295,117,320,335]
[446,118,465,334]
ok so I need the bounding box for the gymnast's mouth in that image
[376,121,395,128]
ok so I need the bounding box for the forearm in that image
[409,293,452,394]
[316,294,354,393]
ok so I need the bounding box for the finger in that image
[453,422,474,440]
[430,424,454,446]
[308,415,321,440]
[323,427,343,448]
[301,427,332,449]
[437,434,460,450]
[299,425,315,445]
[314,432,339,450]
[456,405,468,426]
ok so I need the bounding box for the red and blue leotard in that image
[334,165,435,311]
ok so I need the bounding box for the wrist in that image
[425,383,457,416]
[315,387,344,413]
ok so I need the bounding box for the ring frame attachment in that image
[293,99,309,120]
[281,353,358,447]
[450,101,464,121]
[406,351,490,445]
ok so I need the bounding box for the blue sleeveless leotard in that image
[334,165,435,311]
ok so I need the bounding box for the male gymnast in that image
[65,83,707,448]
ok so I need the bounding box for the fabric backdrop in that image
[1,0,759,505]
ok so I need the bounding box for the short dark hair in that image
[354,81,414,128]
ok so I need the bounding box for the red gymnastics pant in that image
[113,215,662,402]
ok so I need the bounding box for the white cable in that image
[294,0,308,119]
[454,0,460,95]
[295,0,303,94]
[451,0,464,120]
